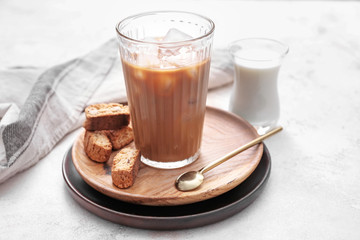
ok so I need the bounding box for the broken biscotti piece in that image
[84,131,112,163]
[111,147,140,189]
[83,103,130,131]
[105,126,134,150]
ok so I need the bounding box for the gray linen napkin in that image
[0,38,233,183]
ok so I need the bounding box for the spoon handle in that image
[199,126,283,174]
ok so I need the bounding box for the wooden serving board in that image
[72,106,263,206]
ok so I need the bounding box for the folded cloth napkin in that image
[0,38,233,183]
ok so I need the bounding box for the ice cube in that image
[136,45,160,67]
[163,28,192,42]
[186,65,199,79]
[162,46,196,67]
[134,68,145,80]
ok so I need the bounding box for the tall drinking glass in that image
[116,11,215,169]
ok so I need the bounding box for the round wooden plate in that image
[72,106,263,206]
[63,145,271,230]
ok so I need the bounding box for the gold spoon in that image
[175,126,283,191]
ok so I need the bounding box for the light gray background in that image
[1,0,359,239]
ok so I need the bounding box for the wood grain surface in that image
[72,106,263,206]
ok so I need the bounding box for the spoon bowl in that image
[175,126,283,191]
[175,171,204,192]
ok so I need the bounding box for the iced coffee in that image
[116,11,214,169]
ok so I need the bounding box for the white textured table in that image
[1,1,360,239]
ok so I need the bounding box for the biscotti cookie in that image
[83,103,130,131]
[111,147,140,189]
[84,130,112,163]
[105,126,134,150]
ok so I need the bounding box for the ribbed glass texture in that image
[116,11,214,168]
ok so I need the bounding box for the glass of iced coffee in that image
[116,11,214,169]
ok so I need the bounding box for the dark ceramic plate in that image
[62,145,271,230]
